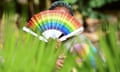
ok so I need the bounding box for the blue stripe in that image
[39,22,71,35]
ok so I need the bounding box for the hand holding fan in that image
[23,10,83,42]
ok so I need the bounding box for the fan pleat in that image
[23,10,83,41]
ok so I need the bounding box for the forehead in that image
[53,6,70,13]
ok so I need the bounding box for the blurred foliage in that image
[89,0,119,8]
[0,0,120,24]
[63,0,120,18]
[63,0,119,7]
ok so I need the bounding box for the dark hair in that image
[49,1,73,16]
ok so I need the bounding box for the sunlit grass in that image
[0,12,120,72]
[0,13,77,72]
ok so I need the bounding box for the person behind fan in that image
[49,1,96,69]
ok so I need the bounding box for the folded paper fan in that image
[23,10,84,42]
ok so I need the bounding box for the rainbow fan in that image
[23,10,83,42]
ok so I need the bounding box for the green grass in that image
[0,12,120,72]
[0,13,77,72]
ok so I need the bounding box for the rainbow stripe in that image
[26,10,82,36]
